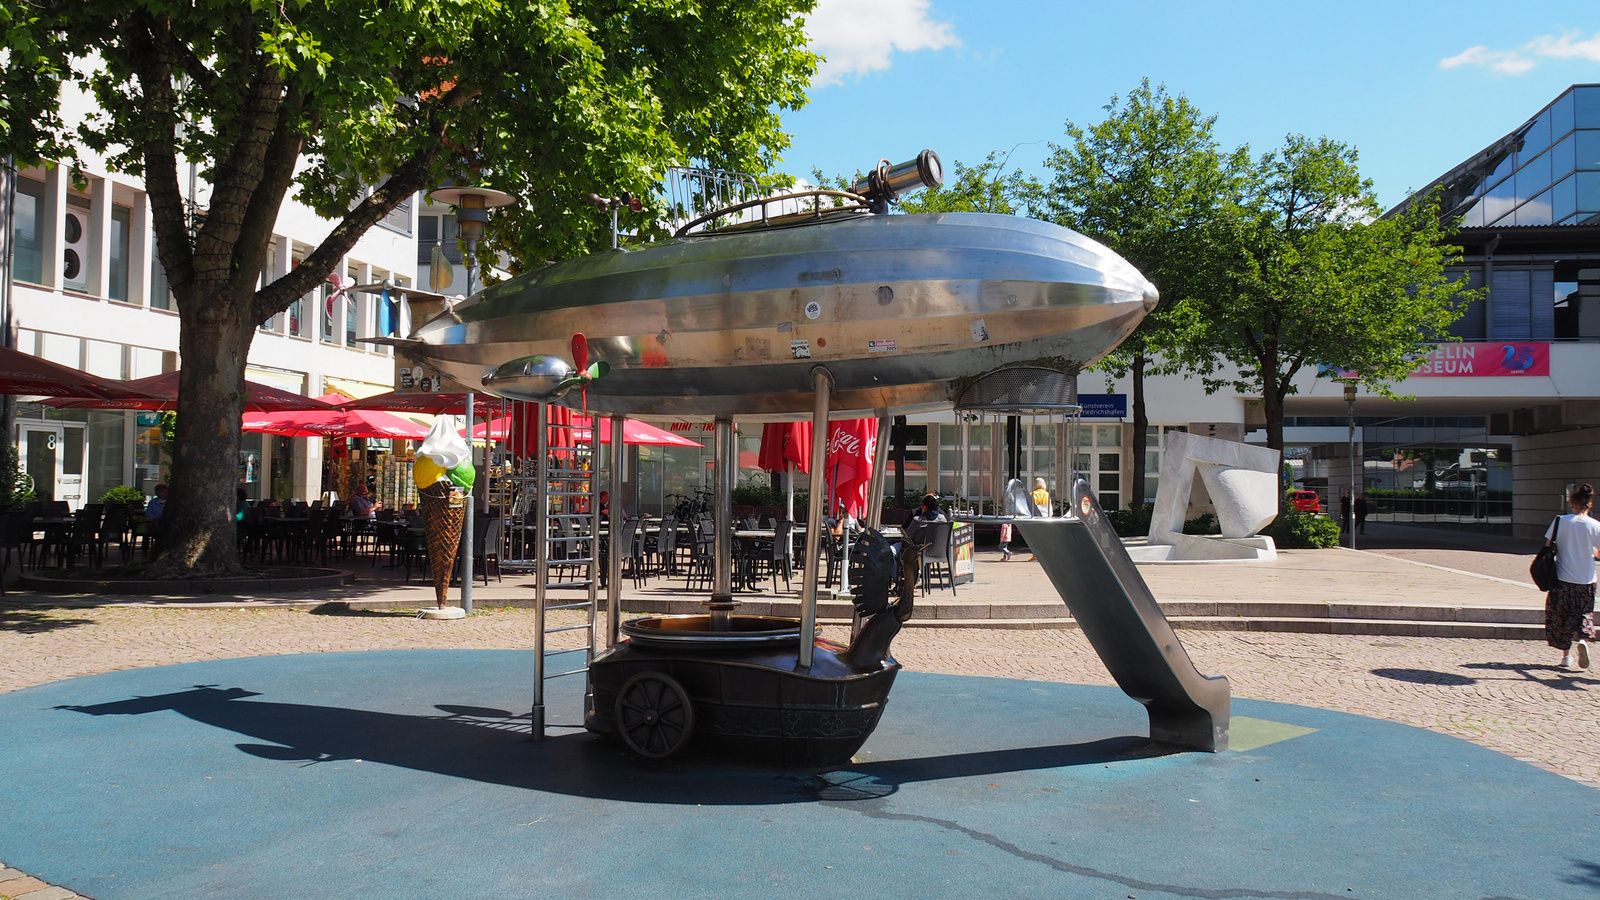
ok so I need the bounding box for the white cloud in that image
[1440,29,1600,75]
[1525,30,1600,63]
[1439,45,1536,75]
[805,0,960,87]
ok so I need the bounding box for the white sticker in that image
[868,339,897,353]
[970,319,990,342]
[804,300,822,320]
[790,339,811,359]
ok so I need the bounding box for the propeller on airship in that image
[561,332,609,412]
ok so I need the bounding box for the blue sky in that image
[782,0,1600,210]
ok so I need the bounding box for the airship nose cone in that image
[1142,280,1161,313]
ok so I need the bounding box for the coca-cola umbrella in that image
[44,370,332,412]
[0,347,162,402]
[825,418,880,521]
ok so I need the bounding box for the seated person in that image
[903,494,946,544]
[145,483,169,520]
[349,483,380,519]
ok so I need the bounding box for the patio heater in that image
[428,184,516,613]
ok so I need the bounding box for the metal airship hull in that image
[408,211,1157,418]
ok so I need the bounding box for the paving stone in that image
[0,877,48,897]
[14,887,80,900]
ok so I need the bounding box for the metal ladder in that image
[531,402,600,738]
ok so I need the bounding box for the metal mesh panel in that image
[955,367,1079,412]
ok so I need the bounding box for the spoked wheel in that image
[614,671,695,759]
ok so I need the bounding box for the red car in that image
[1290,490,1321,513]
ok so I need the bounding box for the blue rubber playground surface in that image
[2,649,1597,899]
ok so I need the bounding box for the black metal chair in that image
[0,509,27,593]
[767,520,794,593]
[99,505,132,565]
[56,504,104,569]
[471,512,503,584]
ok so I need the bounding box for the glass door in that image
[20,426,62,504]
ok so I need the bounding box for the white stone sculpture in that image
[1138,432,1281,562]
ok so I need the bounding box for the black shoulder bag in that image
[1531,516,1561,592]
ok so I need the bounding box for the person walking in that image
[1543,483,1600,671]
[1355,494,1369,535]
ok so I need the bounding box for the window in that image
[1578,130,1600,171]
[149,241,172,310]
[321,282,337,343]
[1516,149,1552,204]
[417,214,463,265]
[1553,90,1576,141]
[258,244,280,332]
[12,177,45,284]
[109,206,131,302]
[1576,86,1600,129]
[346,281,358,346]
[380,193,412,234]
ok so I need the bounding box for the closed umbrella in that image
[825,418,879,520]
[758,422,812,525]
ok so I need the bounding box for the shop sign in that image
[1079,393,1127,419]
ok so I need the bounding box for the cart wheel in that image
[615,671,695,759]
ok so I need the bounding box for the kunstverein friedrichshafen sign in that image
[1331,342,1550,379]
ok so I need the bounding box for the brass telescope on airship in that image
[396,150,1159,418]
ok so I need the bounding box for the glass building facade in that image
[1455,85,1600,227]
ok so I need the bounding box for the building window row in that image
[1460,87,1600,227]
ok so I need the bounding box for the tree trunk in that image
[145,292,256,576]
[1128,353,1148,510]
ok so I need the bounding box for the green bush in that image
[100,485,145,505]
[1105,502,1153,537]
[1183,513,1220,535]
[1262,508,1342,549]
[0,443,36,508]
[731,480,781,507]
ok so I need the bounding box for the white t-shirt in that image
[1544,513,1600,585]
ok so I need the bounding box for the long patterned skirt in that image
[1545,580,1596,650]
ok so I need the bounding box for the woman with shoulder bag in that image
[1543,483,1600,670]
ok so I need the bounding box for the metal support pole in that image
[461,392,475,615]
[607,413,624,648]
[531,402,549,739]
[708,416,736,626]
[990,415,1004,515]
[865,410,890,530]
[1346,385,1357,551]
[799,368,833,669]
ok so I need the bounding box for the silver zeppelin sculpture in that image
[403,162,1158,419]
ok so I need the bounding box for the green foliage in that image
[1104,502,1154,537]
[100,485,145,505]
[732,480,782,508]
[1183,513,1220,535]
[0,442,36,508]
[899,151,1038,216]
[1176,136,1476,448]
[1261,509,1342,549]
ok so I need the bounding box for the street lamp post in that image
[1344,382,1357,550]
[427,184,515,614]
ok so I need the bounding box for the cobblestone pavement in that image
[4,603,1597,791]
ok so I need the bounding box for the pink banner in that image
[1409,342,1548,377]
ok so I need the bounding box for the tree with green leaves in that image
[899,151,1038,216]
[2,0,816,575]
[1178,135,1472,451]
[1037,80,1243,507]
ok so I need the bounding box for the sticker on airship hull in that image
[790,339,811,359]
[868,339,897,353]
[971,319,990,342]
[804,301,822,320]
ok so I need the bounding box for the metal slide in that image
[1013,480,1230,751]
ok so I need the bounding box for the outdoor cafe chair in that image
[683,517,715,592]
[56,504,104,569]
[0,509,26,593]
[98,505,132,565]
[919,521,957,596]
[766,520,794,593]
[471,512,503,584]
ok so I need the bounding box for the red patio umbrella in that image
[44,370,331,412]
[470,414,703,448]
[757,422,812,474]
[825,418,880,520]
[0,347,162,402]
[341,391,492,416]
[243,399,433,440]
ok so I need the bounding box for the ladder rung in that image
[543,647,588,656]
[546,581,592,590]
[545,667,589,679]
[546,601,592,611]
[545,623,593,635]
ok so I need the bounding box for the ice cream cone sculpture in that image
[418,482,466,608]
[413,418,476,610]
